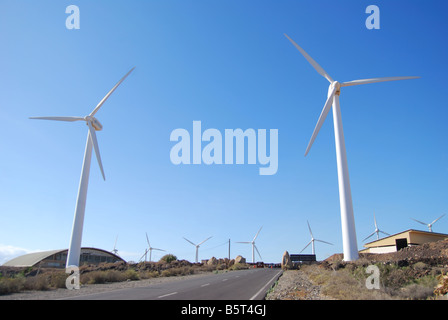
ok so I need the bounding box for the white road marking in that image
[157,292,178,299]
[222,278,228,281]
[201,283,210,287]
[249,270,283,300]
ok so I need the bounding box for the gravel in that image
[265,269,333,300]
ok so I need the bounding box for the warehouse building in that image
[2,247,125,268]
[360,229,448,254]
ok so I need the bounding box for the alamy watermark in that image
[66,5,80,30]
[65,266,80,290]
[170,121,278,175]
[365,264,380,290]
[366,5,380,30]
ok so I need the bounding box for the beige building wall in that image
[361,229,448,254]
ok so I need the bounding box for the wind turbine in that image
[112,235,119,255]
[285,33,419,261]
[140,233,165,262]
[363,212,390,242]
[300,221,333,255]
[411,214,445,232]
[30,67,135,268]
[236,227,263,263]
[183,236,212,263]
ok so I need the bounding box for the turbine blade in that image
[113,235,118,249]
[253,227,263,242]
[152,248,165,252]
[139,249,148,262]
[183,237,196,246]
[363,232,376,242]
[236,241,251,244]
[341,76,419,87]
[431,214,445,225]
[87,120,106,181]
[284,34,333,83]
[411,218,428,226]
[198,236,212,246]
[315,239,333,245]
[307,220,313,238]
[304,86,336,156]
[254,245,262,261]
[373,212,378,229]
[300,241,312,253]
[379,230,390,236]
[90,67,135,117]
[146,233,150,247]
[29,116,85,122]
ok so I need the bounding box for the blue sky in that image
[0,0,447,264]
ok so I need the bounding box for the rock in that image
[235,255,246,264]
[207,257,217,265]
[282,251,293,270]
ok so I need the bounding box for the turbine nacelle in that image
[330,81,342,96]
[85,116,103,131]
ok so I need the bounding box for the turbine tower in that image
[363,212,389,242]
[140,233,165,262]
[183,236,212,263]
[285,34,419,261]
[30,67,135,268]
[300,221,333,255]
[236,227,263,263]
[411,214,445,232]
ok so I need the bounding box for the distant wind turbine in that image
[363,213,390,242]
[285,33,419,261]
[411,214,445,232]
[236,227,263,263]
[30,67,135,268]
[140,233,165,262]
[112,235,119,255]
[183,236,212,263]
[301,221,333,255]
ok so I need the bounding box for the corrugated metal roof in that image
[2,247,125,267]
[2,249,65,267]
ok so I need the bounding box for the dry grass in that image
[300,259,444,300]
[301,264,393,300]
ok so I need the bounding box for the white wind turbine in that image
[140,233,166,262]
[411,214,445,232]
[183,236,212,263]
[285,34,419,261]
[30,67,135,268]
[112,235,119,255]
[236,227,263,263]
[363,212,390,242]
[300,221,333,255]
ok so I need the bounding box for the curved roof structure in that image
[2,247,125,268]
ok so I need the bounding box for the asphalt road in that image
[61,268,282,300]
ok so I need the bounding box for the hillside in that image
[267,238,448,300]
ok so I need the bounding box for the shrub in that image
[159,254,177,263]
[23,274,49,291]
[48,271,70,289]
[398,283,435,300]
[80,270,129,284]
[124,269,139,281]
[0,277,24,295]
